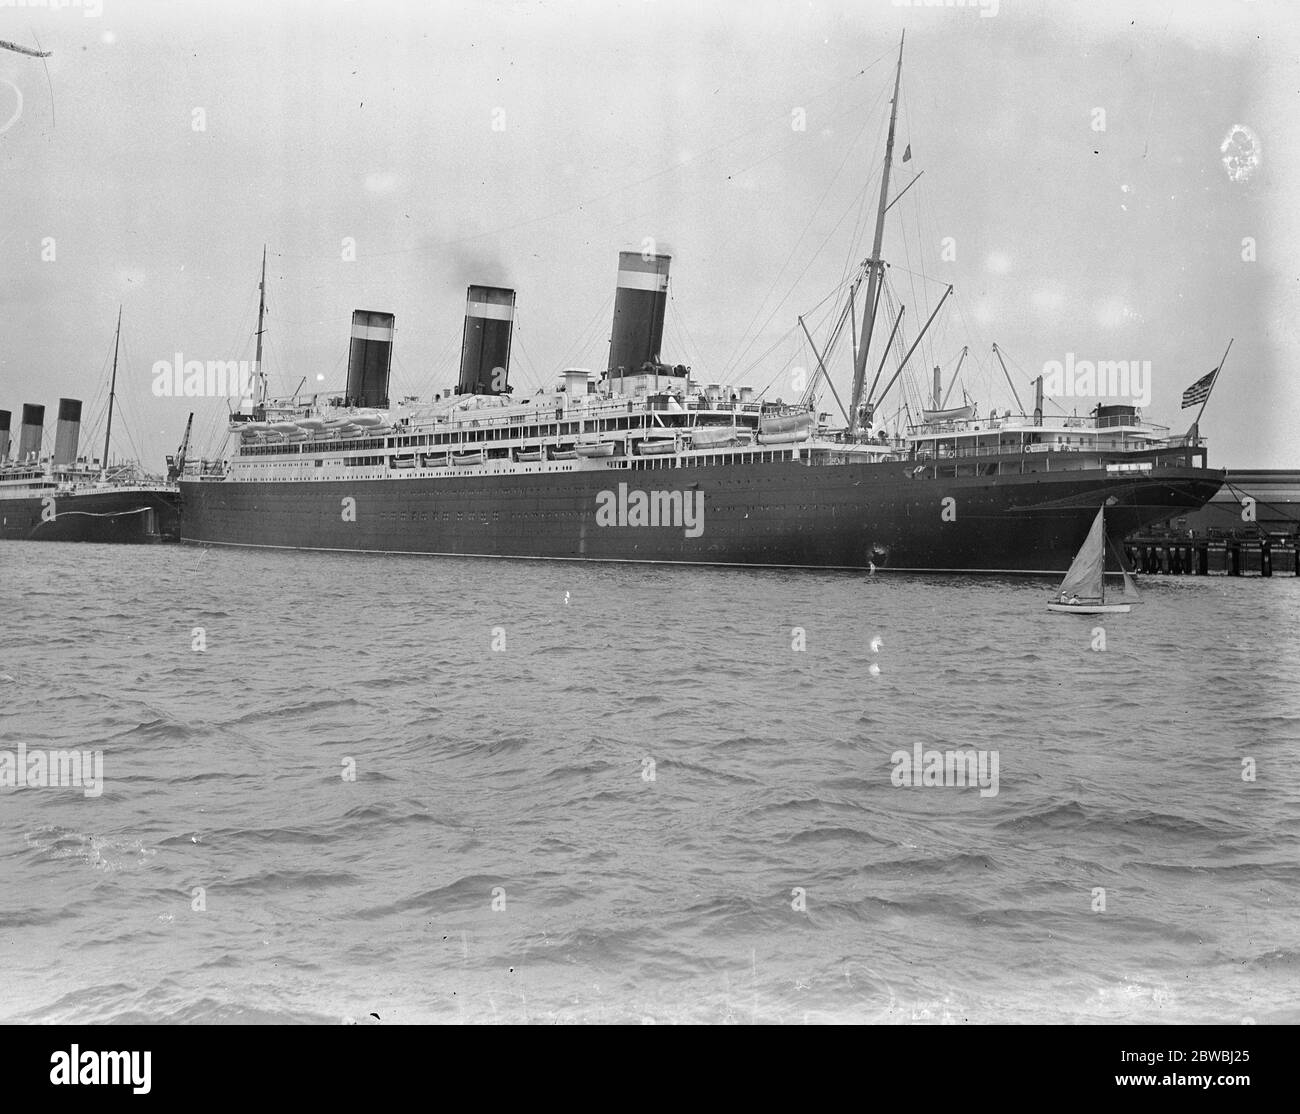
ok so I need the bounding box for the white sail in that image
[1056,508,1106,601]
[1107,528,1143,604]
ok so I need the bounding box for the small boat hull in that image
[1046,602,1132,614]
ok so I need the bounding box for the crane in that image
[167,413,194,483]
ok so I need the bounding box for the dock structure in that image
[1125,468,1300,576]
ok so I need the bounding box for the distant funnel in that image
[53,398,82,466]
[457,286,515,396]
[345,311,395,409]
[17,403,44,463]
[0,409,9,463]
[608,251,670,378]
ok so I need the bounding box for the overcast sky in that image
[1,0,1294,468]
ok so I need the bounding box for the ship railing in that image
[907,437,1182,461]
[911,415,1171,435]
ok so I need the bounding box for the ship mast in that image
[254,245,267,410]
[848,31,905,436]
[100,306,122,481]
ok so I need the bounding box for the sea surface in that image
[1,540,1298,1024]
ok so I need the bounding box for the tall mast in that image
[254,245,267,407]
[848,30,905,435]
[100,306,122,480]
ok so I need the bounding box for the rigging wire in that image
[509,317,546,395]
[747,267,860,398]
[719,82,889,383]
[413,327,464,401]
[554,290,615,378]
[666,287,711,381]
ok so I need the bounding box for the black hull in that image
[0,489,181,543]
[179,460,1224,574]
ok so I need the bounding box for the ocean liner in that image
[180,38,1223,573]
[0,312,181,543]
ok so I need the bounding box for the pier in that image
[1123,535,1298,576]
[1125,468,1300,576]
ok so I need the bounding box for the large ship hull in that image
[0,488,180,543]
[179,459,1224,573]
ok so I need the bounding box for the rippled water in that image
[1,540,1298,1023]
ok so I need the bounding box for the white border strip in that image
[617,270,668,292]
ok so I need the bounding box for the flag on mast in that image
[902,144,912,163]
[1180,368,1217,409]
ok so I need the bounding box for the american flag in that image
[1180,368,1217,409]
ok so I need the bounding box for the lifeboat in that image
[921,405,975,424]
[271,422,300,435]
[452,448,485,466]
[390,455,416,470]
[296,417,326,431]
[350,413,384,428]
[575,440,615,458]
[514,447,544,462]
[758,411,814,439]
[757,411,813,445]
[637,438,677,456]
[548,446,578,461]
[690,426,737,448]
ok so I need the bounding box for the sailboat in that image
[1047,507,1141,614]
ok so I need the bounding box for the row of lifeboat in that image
[233,412,387,442]
[233,409,814,457]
